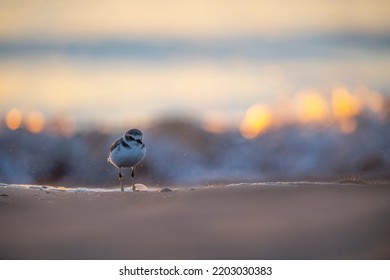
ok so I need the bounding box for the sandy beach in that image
[0,182,389,260]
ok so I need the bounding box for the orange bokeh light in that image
[5,108,22,130]
[332,86,362,134]
[25,111,46,134]
[332,87,361,119]
[202,116,227,134]
[240,105,272,139]
[54,115,76,137]
[296,91,329,123]
[366,91,384,114]
[338,118,357,134]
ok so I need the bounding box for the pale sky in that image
[1,0,389,40]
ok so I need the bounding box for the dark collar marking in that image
[110,137,132,152]
[120,138,130,148]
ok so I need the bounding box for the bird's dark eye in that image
[126,135,142,144]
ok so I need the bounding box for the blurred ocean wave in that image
[0,111,389,187]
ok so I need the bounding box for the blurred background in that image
[1,0,390,187]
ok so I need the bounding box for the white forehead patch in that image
[125,129,143,140]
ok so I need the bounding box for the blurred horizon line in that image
[1,32,390,60]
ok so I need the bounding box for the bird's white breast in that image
[109,143,146,169]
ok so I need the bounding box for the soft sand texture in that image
[0,182,389,259]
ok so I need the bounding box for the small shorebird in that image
[108,129,146,192]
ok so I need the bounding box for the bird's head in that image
[124,128,143,144]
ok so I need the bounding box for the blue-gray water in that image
[1,33,390,63]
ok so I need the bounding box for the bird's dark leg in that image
[131,166,136,192]
[119,169,124,192]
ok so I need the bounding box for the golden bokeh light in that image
[240,105,272,139]
[296,91,329,123]
[25,111,46,134]
[332,86,361,119]
[339,118,357,134]
[202,114,227,134]
[366,91,384,114]
[202,122,226,134]
[5,108,22,130]
[331,86,362,134]
[55,115,76,137]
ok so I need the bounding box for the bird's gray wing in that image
[110,138,121,152]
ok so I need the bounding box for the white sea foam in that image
[0,183,161,193]
[0,115,389,187]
